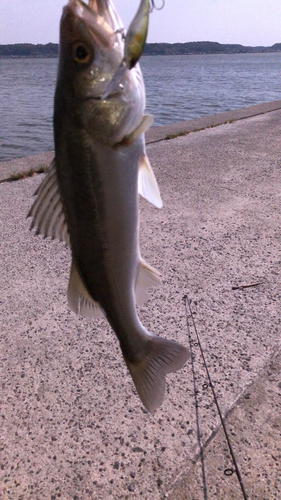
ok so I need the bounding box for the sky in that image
[1,0,281,47]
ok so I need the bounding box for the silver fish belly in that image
[28,0,189,412]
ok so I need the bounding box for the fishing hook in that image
[149,0,165,13]
[114,27,126,40]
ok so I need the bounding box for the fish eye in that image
[73,43,92,64]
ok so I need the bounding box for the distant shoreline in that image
[1,41,281,58]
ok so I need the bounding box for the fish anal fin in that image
[67,260,105,319]
[124,114,154,145]
[138,154,163,209]
[127,335,190,413]
[135,259,161,306]
[28,160,70,246]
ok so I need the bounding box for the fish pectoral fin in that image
[135,259,161,306]
[138,154,163,208]
[126,335,190,413]
[67,260,105,319]
[124,114,154,145]
[28,160,70,245]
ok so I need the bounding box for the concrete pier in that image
[0,103,280,499]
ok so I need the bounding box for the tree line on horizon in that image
[0,41,281,58]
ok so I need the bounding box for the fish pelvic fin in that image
[135,259,161,306]
[67,259,105,319]
[126,335,190,413]
[138,153,163,208]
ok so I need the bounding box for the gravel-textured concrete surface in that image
[0,152,54,183]
[0,109,280,499]
[145,100,281,144]
[168,349,281,500]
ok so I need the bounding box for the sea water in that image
[0,53,281,162]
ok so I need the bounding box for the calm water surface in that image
[1,53,281,162]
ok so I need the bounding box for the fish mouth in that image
[88,0,115,20]
[66,0,117,49]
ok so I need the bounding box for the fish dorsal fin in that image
[124,114,154,144]
[135,259,161,306]
[28,160,70,245]
[67,259,105,319]
[138,154,163,209]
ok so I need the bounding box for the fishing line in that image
[149,0,165,13]
[183,295,248,500]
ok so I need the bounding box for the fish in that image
[28,0,189,413]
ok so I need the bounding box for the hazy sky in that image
[1,0,281,46]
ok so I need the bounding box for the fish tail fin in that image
[126,335,189,413]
